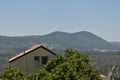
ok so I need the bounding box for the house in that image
[8,44,56,75]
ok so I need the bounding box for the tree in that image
[0,65,24,80]
[27,49,102,80]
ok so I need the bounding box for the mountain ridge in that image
[0,31,120,55]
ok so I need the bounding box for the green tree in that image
[27,49,102,80]
[0,65,24,80]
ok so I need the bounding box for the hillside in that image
[0,31,120,56]
[40,31,120,50]
[0,31,120,77]
[111,42,120,48]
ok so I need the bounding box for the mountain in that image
[40,31,120,50]
[110,42,120,48]
[0,31,119,56]
[0,31,120,71]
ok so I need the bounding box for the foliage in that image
[86,51,120,79]
[25,73,39,80]
[27,49,102,80]
[0,65,24,80]
[111,65,120,80]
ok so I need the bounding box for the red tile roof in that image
[9,44,56,63]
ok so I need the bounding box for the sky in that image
[0,0,120,42]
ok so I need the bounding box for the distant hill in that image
[110,42,120,48]
[1,31,120,77]
[0,31,120,71]
[40,31,120,50]
[0,31,120,56]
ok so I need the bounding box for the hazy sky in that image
[0,0,120,41]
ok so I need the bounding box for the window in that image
[41,56,48,65]
[34,56,40,66]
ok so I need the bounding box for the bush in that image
[0,65,24,80]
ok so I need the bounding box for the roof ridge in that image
[9,44,43,62]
